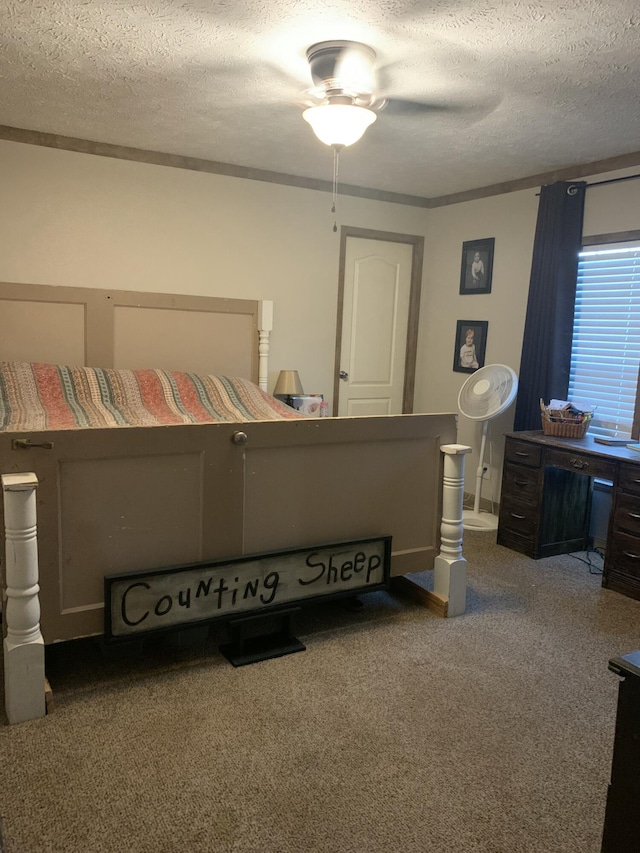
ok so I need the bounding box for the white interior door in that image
[338,237,414,416]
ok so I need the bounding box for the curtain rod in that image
[586,172,640,189]
[536,171,640,195]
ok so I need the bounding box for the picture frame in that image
[453,320,488,373]
[459,238,495,295]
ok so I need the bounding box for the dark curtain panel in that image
[513,181,586,431]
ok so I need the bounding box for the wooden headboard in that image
[0,281,273,389]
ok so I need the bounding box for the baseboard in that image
[391,575,448,617]
[45,678,54,715]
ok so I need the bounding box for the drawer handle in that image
[514,479,530,486]
[628,512,640,520]
[12,438,54,450]
[622,551,640,560]
[510,513,526,520]
[570,458,588,470]
[514,451,530,458]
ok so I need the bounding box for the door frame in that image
[333,225,425,415]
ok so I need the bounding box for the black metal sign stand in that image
[219,606,306,667]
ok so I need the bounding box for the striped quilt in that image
[0,362,303,432]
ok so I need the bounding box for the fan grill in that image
[458,364,517,421]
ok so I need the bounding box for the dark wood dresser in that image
[497,431,640,601]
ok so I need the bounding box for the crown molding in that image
[428,150,640,207]
[3,124,640,210]
[0,125,430,209]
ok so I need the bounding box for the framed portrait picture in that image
[453,320,488,373]
[459,238,495,295]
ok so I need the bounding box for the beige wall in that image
[583,166,640,236]
[415,166,640,500]
[413,188,539,504]
[0,140,429,404]
[2,139,640,502]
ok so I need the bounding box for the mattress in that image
[0,362,302,432]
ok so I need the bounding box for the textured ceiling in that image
[2,0,640,199]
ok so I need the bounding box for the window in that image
[568,243,640,439]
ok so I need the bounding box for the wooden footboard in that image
[1,413,457,644]
[2,414,473,723]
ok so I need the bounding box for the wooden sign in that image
[105,536,391,640]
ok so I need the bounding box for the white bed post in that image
[2,472,46,724]
[257,300,273,392]
[434,444,472,617]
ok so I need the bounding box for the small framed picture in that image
[453,320,488,373]
[459,238,495,295]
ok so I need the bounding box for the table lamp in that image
[273,370,304,406]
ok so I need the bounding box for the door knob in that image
[339,370,349,381]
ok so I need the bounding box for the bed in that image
[0,281,468,722]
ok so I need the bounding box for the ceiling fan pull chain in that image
[332,145,340,232]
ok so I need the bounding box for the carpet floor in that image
[1,530,638,852]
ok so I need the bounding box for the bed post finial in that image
[2,472,46,724]
[258,300,273,392]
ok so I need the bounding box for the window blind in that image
[568,244,640,439]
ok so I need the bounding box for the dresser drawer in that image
[496,527,535,557]
[504,440,542,468]
[603,567,640,602]
[544,448,617,481]
[619,463,640,496]
[613,493,640,537]
[499,499,538,536]
[501,462,541,504]
[610,532,640,580]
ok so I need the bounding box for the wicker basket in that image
[541,409,592,438]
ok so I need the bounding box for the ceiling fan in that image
[286,38,493,229]
[300,39,480,148]
[300,40,444,227]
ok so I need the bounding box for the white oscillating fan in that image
[458,364,518,531]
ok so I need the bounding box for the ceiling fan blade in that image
[381,97,446,116]
[188,59,303,107]
[372,57,501,120]
[381,96,470,115]
[381,93,501,121]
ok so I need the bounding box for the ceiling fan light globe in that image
[303,104,376,147]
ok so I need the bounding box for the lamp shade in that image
[273,370,304,397]
[302,104,376,147]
